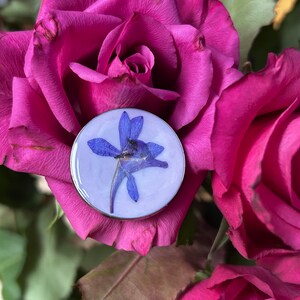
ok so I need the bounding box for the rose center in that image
[107,44,154,85]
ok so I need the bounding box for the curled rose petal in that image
[46,166,203,254]
[0,31,31,164]
[181,264,300,300]
[212,49,300,258]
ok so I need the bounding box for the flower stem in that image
[110,159,121,214]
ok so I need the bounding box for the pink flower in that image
[258,252,300,285]
[0,0,240,254]
[180,264,300,300]
[212,49,300,258]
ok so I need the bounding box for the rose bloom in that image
[257,252,300,286]
[0,0,240,254]
[212,49,300,258]
[180,264,300,300]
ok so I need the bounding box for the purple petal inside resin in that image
[87,111,168,214]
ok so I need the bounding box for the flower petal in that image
[214,96,300,258]
[254,183,300,250]
[258,252,300,285]
[72,76,176,121]
[261,100,300,209]
[180,95,217,172]
[130,116,143,140]
[26,10,121,134]
[69,63,108,83]
[97,13,178,88]
[212,49,300,188]
[46,166,204,255]
[127,159,168,173]
[147,142,165,158]
[208,265,300,299]
[0,31,31,165]
[181,279,219,300]
[85,0,180,24]
[200,0,240,66]
[119,111,131,149]
[37,0,99,20]
[87,138,121,157]
[126,174,139,202]
[7,77,72,182]
[175,0,208,28]
[167,24,213,130]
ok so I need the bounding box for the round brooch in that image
[70,108,185,219]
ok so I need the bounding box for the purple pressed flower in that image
[88,111,168,214]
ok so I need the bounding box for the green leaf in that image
[78,219,220,300]
[0,229,26,300]
[221,0,276,66]
[47,201,64,230]
[20,202,83,300]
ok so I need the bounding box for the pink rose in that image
[0,0,240,254]
[212,49,300,258]
[180,264,300,300]
[258,252,300,285]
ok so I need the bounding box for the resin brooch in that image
[70,108,185,219]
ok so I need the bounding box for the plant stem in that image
[110,159,120,214]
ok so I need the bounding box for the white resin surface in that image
[70,108,185,219]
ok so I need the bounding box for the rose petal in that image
[214,97,300,258]
[175,0,208,28]
[85,0,180,24]
[69,62,108,83]
[258,252,300,285]
[0,31,31,165]
[258,50,300,115]
[7,77,72,182]
[228,195,293,259]
[135,45,155,69]
[166,24,213,130]
[222,278,249,299]
[46,165,204,255]
[209,49,242,95]
[180,279,219,300]
[97,13,178,88]
[292,149,300,207]
[208,265,300,299]
[37,0,98,20]
[214,175,285,259]
[124,50,154,84]
[107,56,130,78]
[26,10,122,134]
[72,75,178,122]
[262,108,300,210]
[221,111,288,256]
[180,95,217,172]
[182,264,300,300]
[179,55,242,172]
[243,99,300,250]
[212,49,300,188]
[200,0,239,66]
[254,184,300,250]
